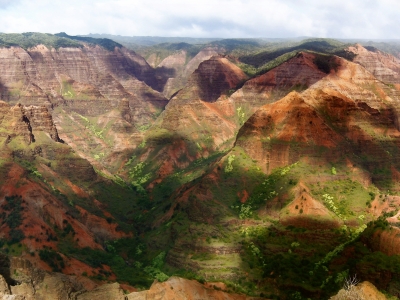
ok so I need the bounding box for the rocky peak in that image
[0,103,60,145]
[236,90,344,149]
[170,56,247,105]
[348,43,400,84]
[22,105,60,142]
[236,85,400,174]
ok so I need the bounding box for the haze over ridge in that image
[0,0,399,39]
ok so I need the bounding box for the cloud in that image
[0,0,399,39]
[0,0,20,9]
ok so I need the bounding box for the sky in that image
[0,0,399,39]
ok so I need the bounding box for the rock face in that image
[0,45,168,125]
[349,44,400,84]
[126,277,263,300]
[76,283,125,300]
[0,103,60,145]
[148,51,333,167]
[236,50,400,173]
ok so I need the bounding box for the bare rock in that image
[330,281,387,300]
[0,275,10,296]
[76,282,125,300]
[126,277,264,300]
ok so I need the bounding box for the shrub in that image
[8,229,25,244]
[39,249,65,272]
[3,195,23,229]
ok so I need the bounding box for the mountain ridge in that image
[2,34,400,299]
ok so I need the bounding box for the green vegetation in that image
[55,32,122,51]
[247,163,298,209]
[75,113,105,139]
[58,237,160,288]
[0,32,82,50]
[0,32,121,51]
[236,107,246,125]
[1,195,23,229]
[240,39,356,68]
[313,54,340,73]
[143,251,169,282]
[39,248,65,272]
[224,155,236,173]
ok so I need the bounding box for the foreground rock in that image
[330,281,387,300]
[0,259,267,300]
[0,255,126,300]
[127,276,264,300]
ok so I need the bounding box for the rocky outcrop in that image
[0,104,35,145]
[21,105,60,142]
[330,281,387,300]
[126,277,264,300]
[76,283,125,300]
[0,103,60,145]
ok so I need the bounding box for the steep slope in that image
[229,51,329,123]
[0,43,167,123]
[120,52,334,187]
[0,102,156,286]
[117,56,248,184]
[129,51,400,299]
[156,47,220,98]
[0,33,172,177]
[349,43,400,84]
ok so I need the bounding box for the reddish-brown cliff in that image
[0,44,168,126]
[349,44,400,84]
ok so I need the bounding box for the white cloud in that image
[0,0,399,39]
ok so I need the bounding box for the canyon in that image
[1,33,400,299]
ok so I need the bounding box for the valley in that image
[0,32,400,299]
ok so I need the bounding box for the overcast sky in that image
[0,0,399,39]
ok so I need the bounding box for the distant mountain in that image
[82,33,223,46]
